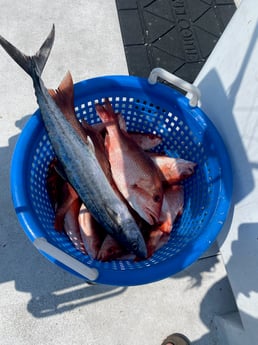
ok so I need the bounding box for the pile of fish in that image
[0,25,196,261]
[46,95,196,261]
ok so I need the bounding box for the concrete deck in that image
[0,1,238,344]
[194,0,258,342]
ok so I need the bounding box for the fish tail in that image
[0,25,55,77]
[95,98,117,123]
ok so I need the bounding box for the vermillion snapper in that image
[95,99,164,225]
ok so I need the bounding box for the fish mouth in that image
[138,205,160,226]
[128,197,160,225]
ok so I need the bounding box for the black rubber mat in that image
[116,0,236,82]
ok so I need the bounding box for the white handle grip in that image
[148,67,201,107]
[34,237,99,281]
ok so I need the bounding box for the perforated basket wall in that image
[11,75,232,286]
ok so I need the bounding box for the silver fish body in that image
[0,25,147,258]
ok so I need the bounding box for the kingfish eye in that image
[132,242,139,251]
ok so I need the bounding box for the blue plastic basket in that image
[11,69,232,286]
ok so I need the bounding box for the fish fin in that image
[95,104,111,122]
[104,98,117,115]
[48,71,74,116]
[0,24,55,77]
[95,99,117,123]
[33,25,55,75]
[0,34,32,75]
[49,72,92,148]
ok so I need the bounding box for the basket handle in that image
[33,237,99,281]
[148,67,201,107]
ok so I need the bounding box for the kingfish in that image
[0,25,147,258]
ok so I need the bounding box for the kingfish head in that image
[105,205,147,259]
[120,219,147,259]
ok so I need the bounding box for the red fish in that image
[95,99,163,225]
[78,204,106,259]
[46,158,80,233]
[145,229,170,258]
[47,158,86,252]
[145,184,184,256]
[156,184,184,234]
[129,132,162,150]
[97,234,125,261]
[149,153,196,184]
[46,158,64,212]
[63,198,87,254]
[54,181,79,232]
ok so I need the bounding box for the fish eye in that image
[132,242,139,251]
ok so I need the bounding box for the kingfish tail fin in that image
[0,24,55,77]
[33,25,55,75]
